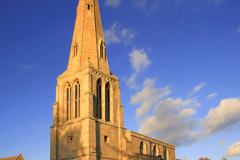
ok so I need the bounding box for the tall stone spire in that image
[66,0,109,74]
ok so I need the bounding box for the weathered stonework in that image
[50,0,175,160]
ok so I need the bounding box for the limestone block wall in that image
[123,131,175,160]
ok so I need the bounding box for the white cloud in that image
[131,78,171,116]
[121,28,137,45]
[224,141,240,158]
[188,82,205,97]
[218,140,226,146]
[237,25,240,34]
[125,74,139,89]
[125,48,151,89]
[202,98,240,136]
[105,0,122,8]
[129,48,151,73]
[103,22,137,45]
[20,64,33,71]
[103,22,120,45]
[138,97,201,147]
[206,92,218,100]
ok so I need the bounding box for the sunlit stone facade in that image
[50,0,175,160]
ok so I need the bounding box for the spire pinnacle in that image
[66,0,109,74]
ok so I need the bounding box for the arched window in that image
[66,84,71,120]
[140,141,143,154]
[153,145,156,156]
[75,82,80,118]
[97,79,102,118]
[105,83,110,122]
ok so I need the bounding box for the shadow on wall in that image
[96,121,102,160]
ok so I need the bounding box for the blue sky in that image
[0,0,240,160]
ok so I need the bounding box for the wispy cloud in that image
[129,48,151,73]
[20,64,33,71]
[206,92,218,100]
[131,78,171,116]
[132,0,162,12]
[138,97,201,147]
[125,48,151,89]
[223,141,240,158]
[103,22,137,45]
[103,22,121,45]
[237,25,240,34]
[206,0,225,5]
[188,82,205,97]
[202,98,240,136]
[105,0,122,8]
[218,140,226,146]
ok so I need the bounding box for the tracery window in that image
[96,79,102,118]
[66,84,71,120]
[105,83,110,122]
[75,82,80,118]
[140,141,143,154]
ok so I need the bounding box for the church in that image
[50,0,175,160]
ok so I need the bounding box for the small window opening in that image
[100,43,103,58]
[74,43,77,56]
[104,136,109,143]
[68,136,73,142]
[88,4,91,10]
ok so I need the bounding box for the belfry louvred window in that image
[105,83,110,122]
[87,2,92,10]
[97,79,102,118]
[66,84,71,120]
[75,82,80,118]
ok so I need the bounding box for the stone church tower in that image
[50,0,175,160]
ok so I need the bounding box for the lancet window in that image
[74,82,80,118]
[66,84,71,121]
[164,148,167,160]
[153,145,156,156]
[96,79,102,118]
[105,83,110,122]
[140,141,143,154]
